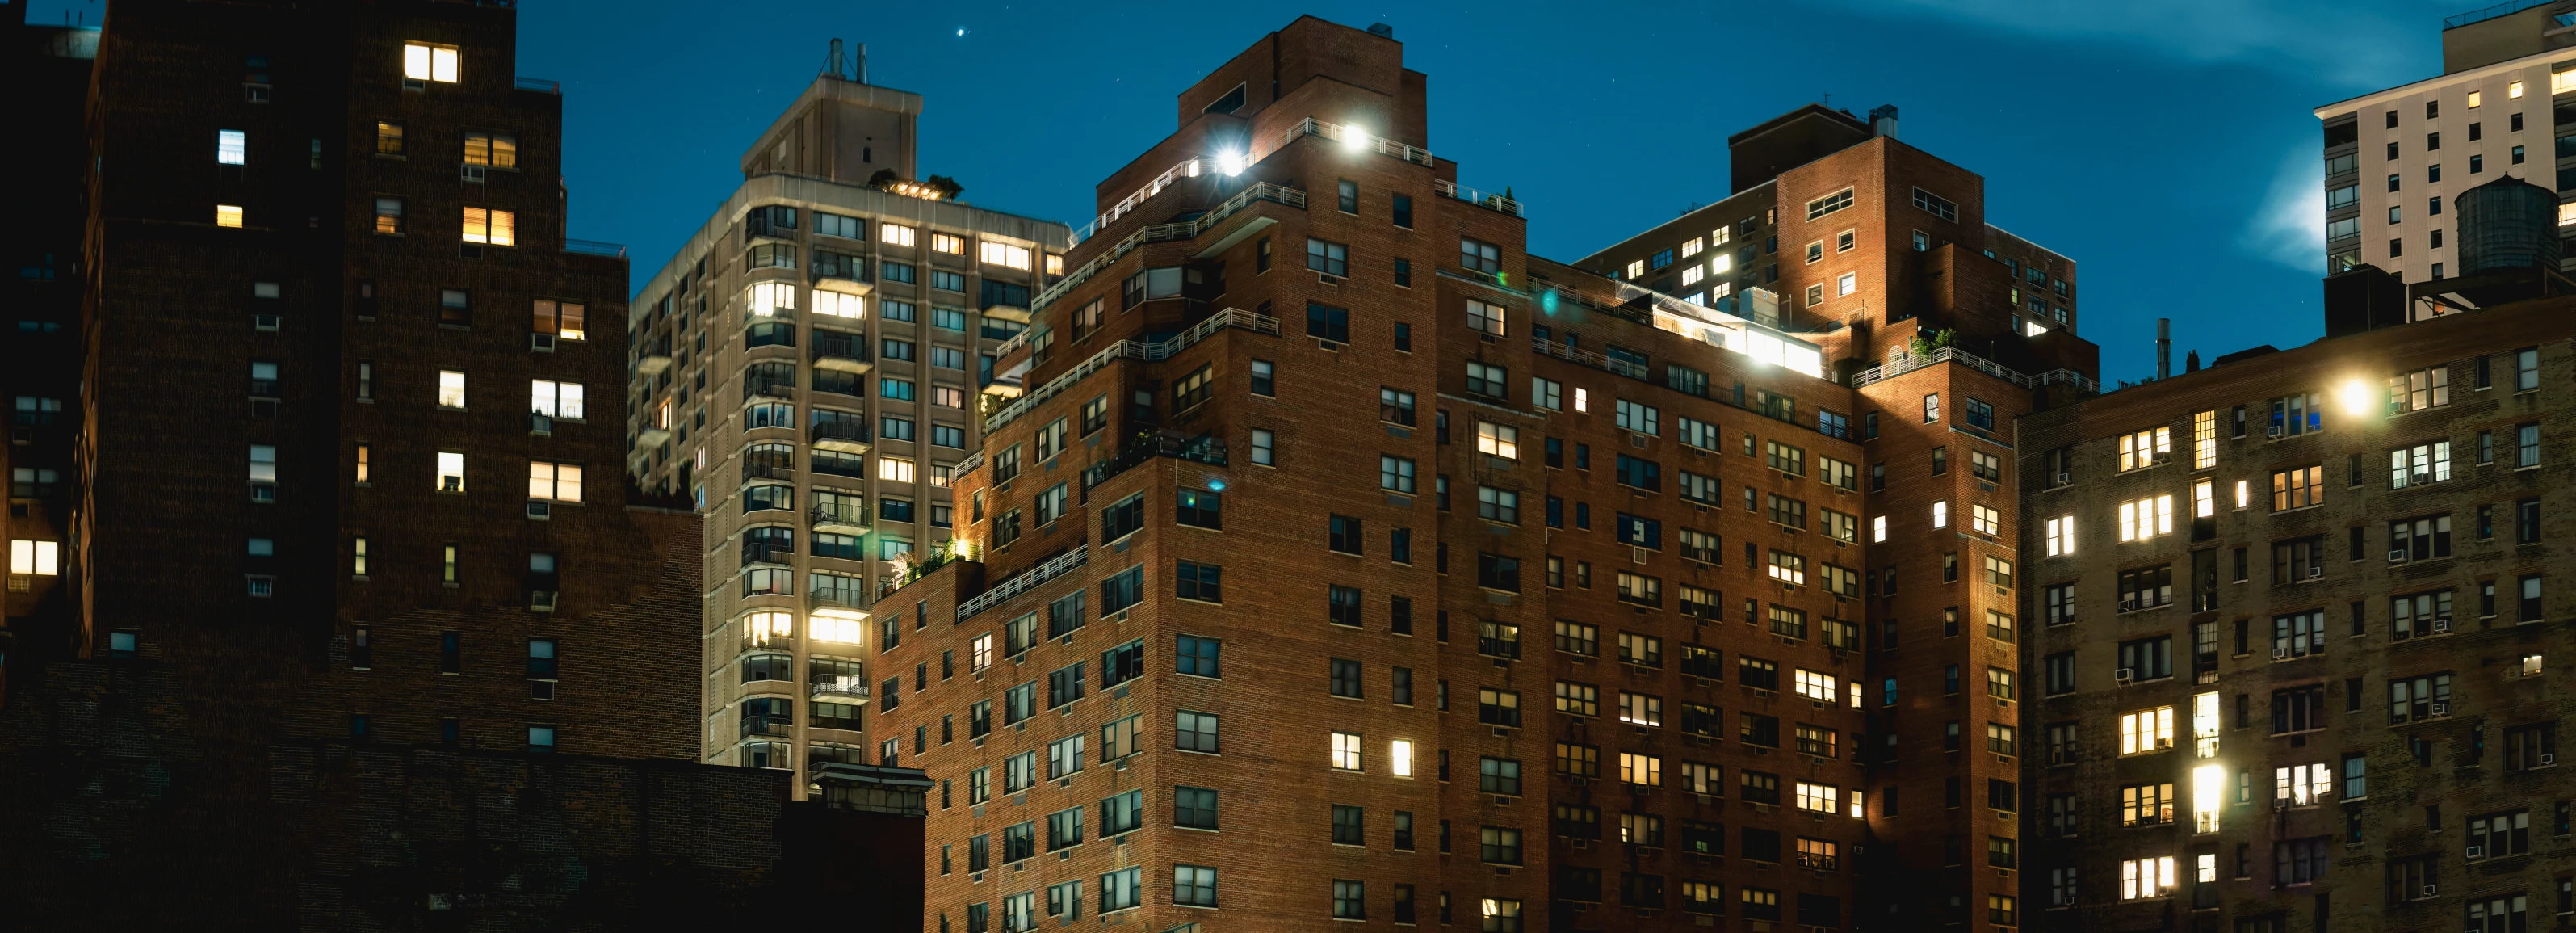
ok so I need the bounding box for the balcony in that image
[1436,179,1523,218]
[810,587,871,612]
[743,462,795,484]
[1081,432,1227,492]
[984,306,1281,435]
[811,504,869,535]
[740,715,791,739]
[812,332,873,374]
[740,543,794,569]
[809,420,871,454]
[750,380,796,401]
[810,673,872,704]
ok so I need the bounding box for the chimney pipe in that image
[855,43,867,83]
[1869,104,1899,140]
[2156,318,2171,380]
[825,39,843,79]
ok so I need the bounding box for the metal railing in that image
[957,544,1089,622]
[1436,179,1522,218]
[812,334,870,362]
[808,588,871,611]
[563,237,625,258]
[1530,337,1649,380]
[1070,158,1208,246]
[984,307,1281,435]
[1276,116,1433,167]
[2445,0,2554,29]
[741,543,793,566]
[514,76,560,95]
[810,675,871,703]
[1082,433,1227,492]
[1024,182,1307,323]
[1846,345,2100,394]
[743,463,795,482]
[808,421,872,447]
[809,505,869,529]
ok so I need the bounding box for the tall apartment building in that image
[623,61,1068,789]
[0,2,910,926]
[2316,0,2576,294]
[2017,279,2576,931]
[1,1,94,699]
[865,16,2100,933]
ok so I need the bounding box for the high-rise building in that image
[2017,272,2576,931]
[867,16,2100,933]
[0,1,917,925]
[2315,0,2576,292]
[0,0,96,699]
[623,57,1068,790]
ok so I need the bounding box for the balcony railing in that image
[563,237,625,258]
[810,588,871,611]
[810,505,869,530]
[984,307,1280,435]
[1846,345,2100,394]
[957,544,1090,623]
[810,674,871,704]
[1436,179,1522,218]
[1530,337,1650,380]
[740,715,790,739]
[1082,433,1228,492]
[809,421,871,447]
[741,543,793,567]
[744,462,795,483]
[1026,183,1306,322]
[1276,116,1434,167]
[812,333,871,363]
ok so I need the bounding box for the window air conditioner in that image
[531,333,556,351]
[2390,549,2409,561]
[2272,648,2289,660]
[2307,565,2323,578]
[526,500,552,519]
[2115,667,2134,683]
[460,163,486,182]
[2431,702,2449,716]
[2543,753,2557,765]
[2433,617,2452,633]
[529,413,552,435]
[2467,845,2484,858]
[442,476,463,492]
[529,590,558,612]
[2420,885,2435,897]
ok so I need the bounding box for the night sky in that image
[30,0,2478,382]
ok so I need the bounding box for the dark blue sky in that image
[30,0,2470,382]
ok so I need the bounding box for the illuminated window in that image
[402,42,460,83]
[1390,738,1414,777]
[216,204,244,228]
[2119,856,2175,900]
[461,207,515,246]
[435,452,466,492]
[1971,504,2001,536]
[1836,271,1856,296]
[435,370,467,409]
[2117,494,2174,540]
[1330,731,1363,771]
[880,223,917,247]
[532,300,586,339]
[217,129,246,165]
[2510,79,2526,99]
[930,233,963,254]
[879,456,917,483]
[1792,781,1839,813]
[1619,751,1661,787]
[1476,422,1519,460]
[2271,465,2323,510]
[8,540,61,576]
[1466,300,1506,336]
[811,612,865,643]
[2117,427,2171,470]
[2045,516,2075,555]
[531,380,584,418]
[527,461,582,502]
[1930,500,1948,528]
[978,241,1031,269]
[2119,707,2175,754]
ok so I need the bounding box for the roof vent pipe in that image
[2156,318,2171,380]
[1869,104,1898,139]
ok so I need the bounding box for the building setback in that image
[2018,288,2576,931]
[0,1,921,927]
[868,16,2103,933]
[622,58,1069,792]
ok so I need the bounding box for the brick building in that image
[0,1,921,927]
[2017,285,2576,931]
[866,16,2102,933]
[621,57,1069,791]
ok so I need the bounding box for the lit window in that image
[1477,422,1519,460]
[2233,480,2249,509]
[532,300,586,339]
[461,207,516,246]
[531,380,584,418]
[437,371,467,409]
[811,613,864,643]
[2510,80,2526,99]
[2119,707,2175,754]
[1331,731,1363,771]
[2555,70,2576,95]
[1466,300,1506,336]
[2119,856,2176,900]
[931,233,964,254]
[1931,501,1948,528]
[2045,516,2075,556]
[2469,90,2483,107]
[2117,427,2171,470]
[462,131,518,168]
[1793,781,1839,813]
[402,42,460,83]
[880,224,917,246]
[216,204,244,228]
[1971,505,2001,536]
[217,129,246,165]
[373,197,404,234]
[880,456,917,483]
[2117,494,2174,540]
[1872,515,1887,542]
[979,241,1031,269]
[9,540,61,575]
[435,452,466,492]
[1390,738,1414,777]
[1836,271,1856,296]
[527,461,582,502]
[745,281,795,317]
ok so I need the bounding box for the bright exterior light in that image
[1217,150,1244,177]
[1341,124,1370,150]
[1206,479,1226,492]
[2337,378,2374,417]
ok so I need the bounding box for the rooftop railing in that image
[956,544,1089,622]
[983,307,1280,435]
[513,76,560,95]
[1277,116,1434,167]
[1082,433,1227,493]
[1436,179,1522,218]
[1024,182,1306,323]
[1070,158,1207,246]
[563,237,625,258]
[1846,345,2099,394]
[2444,0,2555,29]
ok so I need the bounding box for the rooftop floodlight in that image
[1341,124,1370,151]
[1218,149,1245,177]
